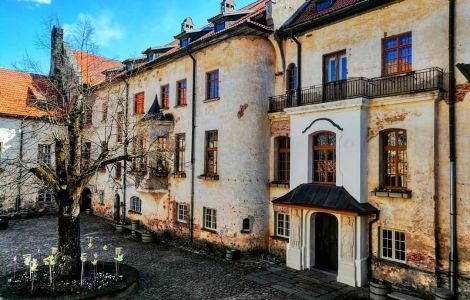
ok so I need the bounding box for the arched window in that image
[312,132,336,184]
[381,129,407,189]
[130,197,142,213]
[276,136,290,183]
[286,63,298,91]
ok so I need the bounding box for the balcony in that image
[268,67,445,113]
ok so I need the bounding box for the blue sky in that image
[0,0,254,73]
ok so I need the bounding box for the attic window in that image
[315,0,333,12]
[146,54,155,62]
[180,38,190,48]
[214,22,225,33]
[126,64,133,71]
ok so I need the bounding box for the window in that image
[214,22,225,33]
[115,162,122,179]
[132,136,146,173]
[382,129,407,189]
[146,53,155,62]
[203,207,217,230]
[276,212,290,238]
[83,108,93,126]
[312,132,336,184]
[205,131,218,175]
[174,134,186,173]
[38,144,52,166]
[276,136,290,182]
[381,229,406,262]
[315,0,333,12]
[82,142,91,167]
[324,50,347,83]
[383,32,412,75]
[130,197,142,213]
[154,136,169,174]
[38,190,53,202]
[242,218,252,233]
[206,70,219,99]
[134,92,145,115]
[102,102,108,122]
[286,63,298,91]
[99,190,105,205]
[177,203,189,223]
[180,38,190,48]
[0,142,2,161]
[161,85,170,109]
[117,112,124,143]
[177,80,187,106]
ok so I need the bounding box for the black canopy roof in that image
[272,184,379,216]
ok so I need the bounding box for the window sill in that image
[99,203,106,206]
[198,174,220,181]
[269,181,289,188]
[176,220,188,224]
[161,107,170,111]
[128,210,142,215]
[149,171,169,177]
[174,104,187,108]
[201,227,218,234]
[375,257,408,268]
[203,97,220,103]
[240,229,252,234]
[270,235,289,242]
[170,172,187,178]
[371,189,412,199]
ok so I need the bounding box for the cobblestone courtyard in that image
[0,215,368,299]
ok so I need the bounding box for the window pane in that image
[339,55,347,80]
[385,38,398,49]
[328,58,336,82]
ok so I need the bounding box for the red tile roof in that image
[71,50,123,86]
[0,68,54,118]
[286,0,361,28]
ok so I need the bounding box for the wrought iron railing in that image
[268,67,444,113]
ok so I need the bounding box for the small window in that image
[242,218,252,233]
[99,190,105,205]
[312,132,336,184]
[214,22,225,33]
[205,130,218,175]
[286,63,298,91]
[102,102,108,122]
[132,136,146,173]
[203,207,217,230]
[206,70,219,99]
[177,80,187,106]
[381,228,406,263]
[381,129,407,190]
[276,136,290,182]
[38,190,53,202]
[146,53,155,62]
[38,144,52,166]
[115,162,122,179]
[180,38,190,48]
[383,32,412,75]
[130,196,142,213]
[116,112,124,143]
[276,212,290,238]
[174,134,186,173]
[134,92,145,115]
[315,0,333,12]
[82,142,91,168]
[83,108,93,126]
[161,84,170,109]
[177,203,189,223]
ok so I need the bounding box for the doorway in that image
[80,188,92,211]
[314,213,339,272]
[114,194,121,222]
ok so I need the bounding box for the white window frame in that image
[203,207,217,230]
[276,212,290,238]
[38,190,53,202]
[130,197,142,213]
[380,228,406,263]
[99,190,105,205]
[38,144,52,166]
[177,203,189,223]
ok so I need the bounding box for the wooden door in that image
[314,213,339,272]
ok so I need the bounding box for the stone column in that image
[338,215,356,286]
[286,208,303,270]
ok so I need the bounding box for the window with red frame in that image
[205,130,218,175]
[382,129,407,189]
[312,132,336,184]
[276,136,290,182]
[134,92,145,115]
[177,80,187,106]
[161,85,170,109]
[383,33,412,75]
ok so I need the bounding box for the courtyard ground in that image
[0,215,368,299]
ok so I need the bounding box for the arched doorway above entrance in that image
[311,212,339,273]
[80,187,92,211]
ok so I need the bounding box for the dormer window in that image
[180,38,190,48]
[146,54,155,62]
[314,0,333,12]
[214,22,225,33]
[126,64,133,71]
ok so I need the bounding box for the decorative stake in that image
[87,237,94,249]
[102,245,109,271]
[114,247,123,275]
[13,256,17,280]
[23,254,32,281]
[92,253,98,287]
[30,259,38,294]
[80,253,88,286]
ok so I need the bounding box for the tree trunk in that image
[56,190,82,279]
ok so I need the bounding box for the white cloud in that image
[17,0,51,5]
[63,12,124,47]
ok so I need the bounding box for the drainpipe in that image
[368,212,380,281]
[120,77,130,223]
[16,119,25,211]
[289,31,302,107]
[448,0,458,293]
[187,48,197,244]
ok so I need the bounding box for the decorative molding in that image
[302,118,343,134]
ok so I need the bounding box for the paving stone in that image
[272,284,298,294]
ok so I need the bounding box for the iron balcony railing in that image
[268,67,444,113]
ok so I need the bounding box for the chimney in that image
[221,0,235,13]
[266,0,307,30]
[181,17,194,32]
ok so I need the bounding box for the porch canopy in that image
[272,184,379,216]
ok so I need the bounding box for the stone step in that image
[388,291,424,300]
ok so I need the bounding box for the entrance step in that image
[388,291,424,300]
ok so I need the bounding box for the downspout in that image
[120,77,130,223]
[448,0,458,293]
[187,48,197,244]
[16,119,25,211]
[289,31,302,106]
[368,212,380,281]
